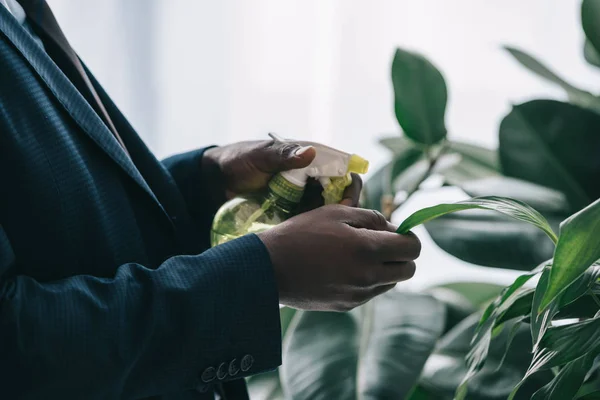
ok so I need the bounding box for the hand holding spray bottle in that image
[210,134,370,247]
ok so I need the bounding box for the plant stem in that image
[388,143,448,220]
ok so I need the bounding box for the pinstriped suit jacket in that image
[0,5,281,399]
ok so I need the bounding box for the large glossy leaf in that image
[425,287,476,334]
[379,136,424,155]
[281,292,445,400]
[504,46,600,111]
[531,354,596,400]
[431,282,505,307]
[440,141,501,186]
[540,199,600,311]
[459,177,569,216]
[584,40,600,68]
[420,314,550,400]
[582,0,600,61]
[426,282,504,334]
[425,209,558,270]
[499,100,600,211]
[247,370,284,400]
[391,48,448,145]
[456,291,535,400]
[578,390,600,400]
[424,177,566,270]
[397,196,558,245]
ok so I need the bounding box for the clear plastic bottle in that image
[210,174,304,246]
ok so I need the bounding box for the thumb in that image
[263,141,316,172]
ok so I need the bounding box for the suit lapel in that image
[0,6,169,219]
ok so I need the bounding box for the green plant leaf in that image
[431,282,505,307]
[459,177,569,216]
[391,48,448,145]
[391,149,426,185]
[425,210,557,270]
[479,262,546,329]
[280,306,297,338]
[582,0,600,63]
[424,177,566,271]
[578,390,600,400]
[539,199,600,311]
[421,313,549,400]
[499,100,600,211]
[247,370,284,400]
[379,136,425,155]
[425,287,477,334]
[362,161,392,212]
[393,152,460,193]
[425,282,504,334]
[504,46,600,111]
[456,292,536,399]
[584,40,600,68]
[510,317,600,400]
[397,196,558,245]
[530,268,557,350]
[281,292,445,400]
[440,141,501,186]
[531,354,596,400]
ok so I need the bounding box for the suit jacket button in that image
[217,362,228,380]
[228,359,240,376]
[201,366,216,383]
[241,355,254,372]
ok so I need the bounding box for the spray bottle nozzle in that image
[348,154,369,174]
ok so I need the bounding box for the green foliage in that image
[582,0,600,66]
[539,199,600,310]
[278,4,600,399]
[281,292,445,399]
[504,46,600,112]
[396,196,558,244]
[391,48,448,146]
[499,100,600,211]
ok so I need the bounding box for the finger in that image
[260,140,316,172]
[338,207,397,232]
[357,229,422,262]
[339,173,363,207]
[369,283,397,297]
[369,262,416,286]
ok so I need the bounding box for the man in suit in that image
[0,0,421,398]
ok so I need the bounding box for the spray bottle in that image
[210,134,370,247]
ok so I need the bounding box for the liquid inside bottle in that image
[210,174,304,247]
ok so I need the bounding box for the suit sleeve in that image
[0,229,282,398]
[162,147,223,241]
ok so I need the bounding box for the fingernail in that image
[294,146,313,156]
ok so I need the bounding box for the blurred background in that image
[47,0,599,289]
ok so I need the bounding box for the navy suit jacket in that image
[0,6,281,399]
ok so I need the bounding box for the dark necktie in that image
[16,0,130,155]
